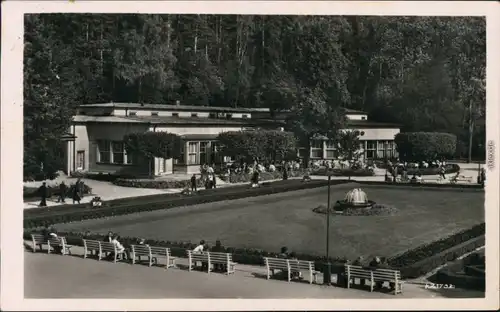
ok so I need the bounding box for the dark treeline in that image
[24,14,485,178]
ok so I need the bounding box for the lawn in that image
[55,183,484,260]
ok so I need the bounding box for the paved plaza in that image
[24,244,484,299]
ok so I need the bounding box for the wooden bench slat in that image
[345,265,403,295]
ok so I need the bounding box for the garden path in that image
[23,242,485,299]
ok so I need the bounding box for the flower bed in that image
[313,203,397,216]
[356,181,483,190]
[24,179,349,229]
[219,169,307,184]
[23,183,92,201]
[310,168,375,177]
[388,223,485,269]
[113,177,205,189]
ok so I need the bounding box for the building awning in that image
[60,132,77,141]
[181,133,219,141]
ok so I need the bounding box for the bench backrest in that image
[131,244,151,256]
[288,259,314,271]
[150,246,169,257]
[31,234,45,244]
[48,236,63,247]
[100,241,117,253]
[83,239,101,250]
[346,265,401,280]
[188,250,209,261]
[265,257,289,269]
[208,252,232,263]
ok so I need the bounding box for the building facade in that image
[64,103,399,176]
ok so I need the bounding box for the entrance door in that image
[159,158,166,173]
[76,151,85,170]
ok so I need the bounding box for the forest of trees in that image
[24,14,486,178]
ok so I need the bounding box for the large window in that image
[112,141,125,164]
[188,142,199,165]
[200,142,208,165]
[366,141,376,159]
[97,140,111,163]
[311,140,323,158]
[97,140,131,164]
[325,140,337,159]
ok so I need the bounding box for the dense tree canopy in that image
[24,14,486,178]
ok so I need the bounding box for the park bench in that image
[47,236,72,255]
[187,250,210,273]
[83,239,101,259]
[100,241,126,263]
[207,252,237,275]
[345,264,403,295]
[130,245,176,269]
[265,257,319,283]
[30,234,47,252]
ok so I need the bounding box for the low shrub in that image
[311,168,375,177]
[435,266,485,291]
[356,180,484,190]
[220,169,307,183]
[342,204,398,216]
[388,223,485,269]
[24,179,348,229]
[23,183,92,201]
[113,177,204,189]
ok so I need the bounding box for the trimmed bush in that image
[113,177,204,189]
[395,132,457,162]
[216,130,297,163]
[24,179,349,229]
[310,168,375,177]
[70,172,139,182]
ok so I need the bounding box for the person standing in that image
[283,167,289,180]
[38,182,48,207]
[439,165,446,180]
[72,183,81,204]
[190,174,197,192]
[212,173,217,189]
[57,181,67,203]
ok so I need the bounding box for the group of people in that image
[37,178,86,207]
[348,256,396,290]
[191,239,227,272]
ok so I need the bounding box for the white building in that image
[64,103,399,176]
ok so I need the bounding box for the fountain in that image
[335,188,376,210]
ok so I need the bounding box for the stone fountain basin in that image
[334,200,376,211]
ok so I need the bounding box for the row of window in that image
[127,111,249,119]
[97,140,133,164]
[302,140,397,159]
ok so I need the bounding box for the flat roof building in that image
[64,102,399,176]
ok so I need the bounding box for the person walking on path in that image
[38,182,48,207]
[439,166,447,180]
[57,181,67,203]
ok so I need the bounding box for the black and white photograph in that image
[1,1,499,311]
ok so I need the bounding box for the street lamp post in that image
[323,174,332,285]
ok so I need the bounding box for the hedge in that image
[310,168,375,177]
[24,179,349,229]
[388,223,485,268]
[24,183,92,201]
[387,164,461,176]
[219,169,307,183]
[23,223,485,280]
[435,265,485,291]
[113,177,205,189]
[70,171,137,182]
[395,132,457,162]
